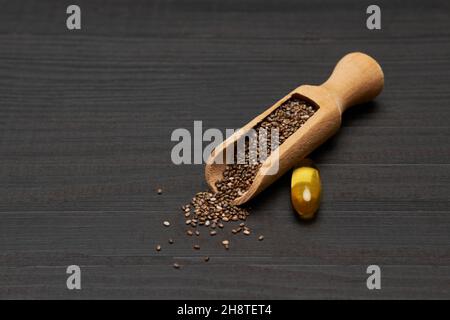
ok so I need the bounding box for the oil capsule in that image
[291,162,321,220]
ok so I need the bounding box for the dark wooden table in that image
[0,0,449,299]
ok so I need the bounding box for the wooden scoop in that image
[205,52,384,205]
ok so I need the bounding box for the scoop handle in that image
[321,52,384,113]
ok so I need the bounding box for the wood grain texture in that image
[0,0,449,299]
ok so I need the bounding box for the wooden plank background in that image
[0,0,449,299]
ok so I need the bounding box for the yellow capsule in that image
[291,163,321,220]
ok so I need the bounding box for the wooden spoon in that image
[205,52,384,205]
